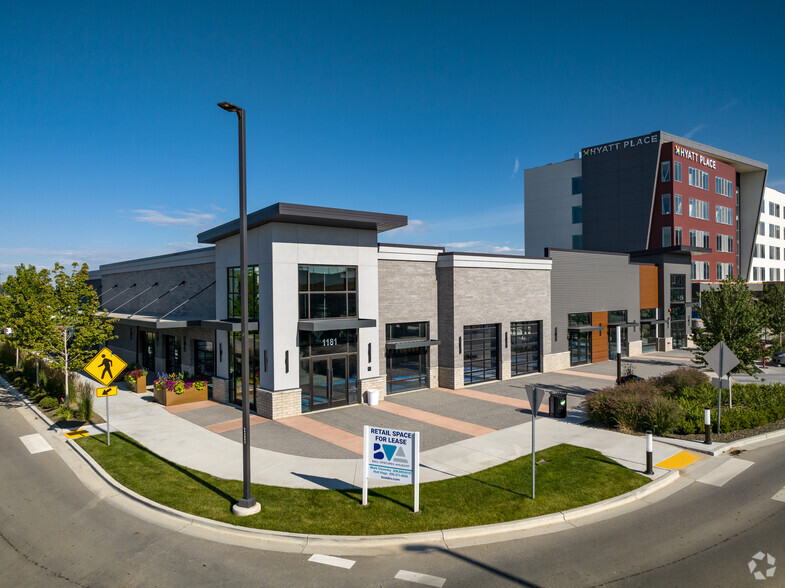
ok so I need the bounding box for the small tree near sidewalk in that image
[691,277,762,374]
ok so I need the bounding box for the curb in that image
[0,375,706,555]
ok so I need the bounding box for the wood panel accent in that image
[592,311,608,363]
[639,265,659,309]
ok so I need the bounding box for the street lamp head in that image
[218,101,242,113]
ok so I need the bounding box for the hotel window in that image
[662,226,672,247]
[661,161,671,182]
[715,205,733,225]
[674,161,682,182]
[572,234,583,249]
[298,265,357,319]
[771,268,782,282]
[716,263,723,280]
[688,167,710,190]
[715,177,733,197]
[770,246,781,261]
[769,224,781,239]
[689,198,709,220]
[753,267,759,281]
[760,222,766,236]
[662,194,671,214]
[571,176,582,195]
[572,205,582,224]
[674,226,682,245]
[674,194,682,215]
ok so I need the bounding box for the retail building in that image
[91,202,679,420]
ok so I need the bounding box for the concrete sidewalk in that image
[81,380,688,490]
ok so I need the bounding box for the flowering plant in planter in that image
[125,368,148,386]
[154,373,208,395]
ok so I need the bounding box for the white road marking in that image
[19,433,53,454]
[307,554,356,569]
[697,458,754,487]
[395,569,447,587]
[772,486,785,502]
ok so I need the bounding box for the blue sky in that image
[2,1,784,279]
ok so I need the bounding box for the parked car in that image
[770,351,785,366]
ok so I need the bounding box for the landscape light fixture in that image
[218,100,259,516]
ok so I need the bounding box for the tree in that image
[761,283,785,348]
[0,265,54,370]
[691,277,762,374]
[0,262,116,400]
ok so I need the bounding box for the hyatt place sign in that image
[582,133,659,157]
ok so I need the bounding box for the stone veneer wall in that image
[543,352,570,372]
[211,376,228,404]
[256,388,301,419]
[361,375,387,402]
[628,340,643,356]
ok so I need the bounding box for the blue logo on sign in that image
[373,442,407,463]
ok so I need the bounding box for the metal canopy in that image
[107,313,204,330]
[568,325,603,333]
[297,318,377,332]
[641,318,668,325]
[201,319,260,332]
[607,321,639,328]
[385,339,440,350]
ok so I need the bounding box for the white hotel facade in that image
[751,187,785,283]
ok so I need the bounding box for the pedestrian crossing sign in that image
[84,347,127,386]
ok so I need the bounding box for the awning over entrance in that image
[568,325,604,333]
[607,321,639,329]
[107,313,204,329]
[297,318,376,332]
[201,318,261,331]
[385,339,440,350]
[641,319,668,325]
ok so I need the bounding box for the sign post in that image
[704,341,739,434]
[525,385,546,499]
[363,425,420,512]
[84,348,127,445]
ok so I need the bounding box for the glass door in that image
[301,354,356,411]
[330,356,348,407]
[311,358,330,410]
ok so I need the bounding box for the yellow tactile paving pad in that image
[65,429,90,439]
[656,450,701,470]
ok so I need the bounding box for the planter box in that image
[153,383,208,406]
[128,375,147,393]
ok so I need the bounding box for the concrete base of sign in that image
[231,501,261,517]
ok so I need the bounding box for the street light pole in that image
[219,101,260,516]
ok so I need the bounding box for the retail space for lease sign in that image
[362,425,420,512]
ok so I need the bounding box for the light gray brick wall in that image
[438,266,552,387]
[212,376,228,404]
[378,259,440,388]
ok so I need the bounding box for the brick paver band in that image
[373,401,495,437]
[437,387,549,416]
[204,414,269,434]
[277,415,364,455]
[164,400,220,414]
[552,370,617,382]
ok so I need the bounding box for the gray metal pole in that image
[531,410,536,499]
[106,395,110,446]
[718,343,723,435]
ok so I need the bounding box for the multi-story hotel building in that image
[751,187,785,283]
[524,131,769,285]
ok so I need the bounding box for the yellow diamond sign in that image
[85,347,127,386]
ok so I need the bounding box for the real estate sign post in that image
[363,425,420,512]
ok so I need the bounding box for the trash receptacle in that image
[367,388,380,406]
[549,392,567,418]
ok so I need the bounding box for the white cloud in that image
[444,241,483,249]
[511,156,520,179]
[683,124,705,139]
[385,219,429,235]
[131,209,216,226]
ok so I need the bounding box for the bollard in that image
[644,430,654,475]
[704,407,712,445]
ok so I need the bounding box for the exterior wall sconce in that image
[458,336,462,354]
[368,342,372,371]
[505,331,508,348]
[554,327,558,341]
[219,343,223,362]
[264,350,268,372]
[285,350,289,373]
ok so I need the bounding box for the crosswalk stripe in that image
[697,458,754,487]
[20,433,53,454]
[308,554,356,569]
[395,569,447,587]
[772,487,785,502]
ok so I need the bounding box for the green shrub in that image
[38,396,59,410]
[654,367,709,394]
[29,388,47,402]
[584,380,681,434]
[75,384,94,421]
[54,403,74,421]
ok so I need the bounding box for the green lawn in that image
[76,433,648,535]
